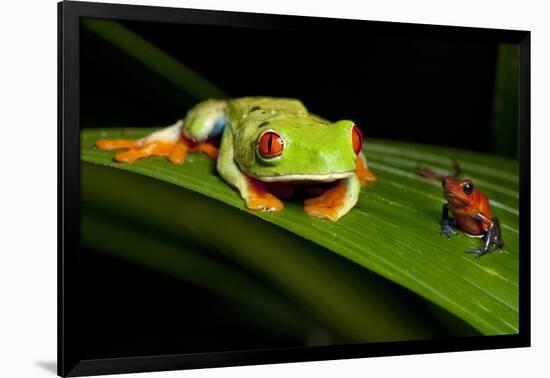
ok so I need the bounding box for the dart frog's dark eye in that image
[463,182,474,195]
[257,130,284,158]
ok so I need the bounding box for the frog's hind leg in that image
[464,214,504,258]
[464,216,503,258]
[96,99,228,164]
[96,120,187,163]
[491,217,504,249]
[216,127,283,212]
[356,152,376,187]
[304,175,360,221]
[96,117,221,164]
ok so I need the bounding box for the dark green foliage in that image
[82,129,519,335]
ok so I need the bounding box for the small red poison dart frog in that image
[418,163,503,258]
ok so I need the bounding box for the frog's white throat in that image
[256,171,355,183]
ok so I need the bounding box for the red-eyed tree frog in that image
[96,97,376,221]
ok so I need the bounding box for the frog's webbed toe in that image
[304,175,360,221]
[356,153,376,187]
[96,139,141,151]
[464,246,489,259]
[440,223,458,239]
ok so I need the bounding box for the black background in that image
[81,20,504,154]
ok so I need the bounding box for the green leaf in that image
[81,128,519,336]
[82,164,457,343]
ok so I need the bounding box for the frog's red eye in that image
[258,131,284,158]
[352,125,363,155]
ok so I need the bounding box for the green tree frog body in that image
[96,97,376,220]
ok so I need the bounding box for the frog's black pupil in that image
[463,183,473,194]
[267,134,273,153]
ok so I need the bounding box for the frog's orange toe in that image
[115,149,142,163]
[195,142,219,159]
[246,195,284,211]
[362,167,377,184]
[96,135,219,165]
[96,139,141,150]
[111,142,175,164]
[246,177,284,211]
[168,139,191,165]
[303,180,347,220]
[356,157,376,187]
[303,205,339,221]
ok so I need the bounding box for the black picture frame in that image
[58,1,531,376]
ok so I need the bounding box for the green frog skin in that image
[96,97,376,221]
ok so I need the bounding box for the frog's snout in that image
[442,175,461,190]
[313,148,356,171]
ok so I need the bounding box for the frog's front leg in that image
[217,127,283,212]
[440,203,458,239]
[303,175,360,221]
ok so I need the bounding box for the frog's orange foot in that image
[246,178,284,212]
[304,180,348,221]
[356,156,376,187]
[119,141,188,164]
[96,136,219,164]
[167,140,189,164]
[96,136,184,164]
